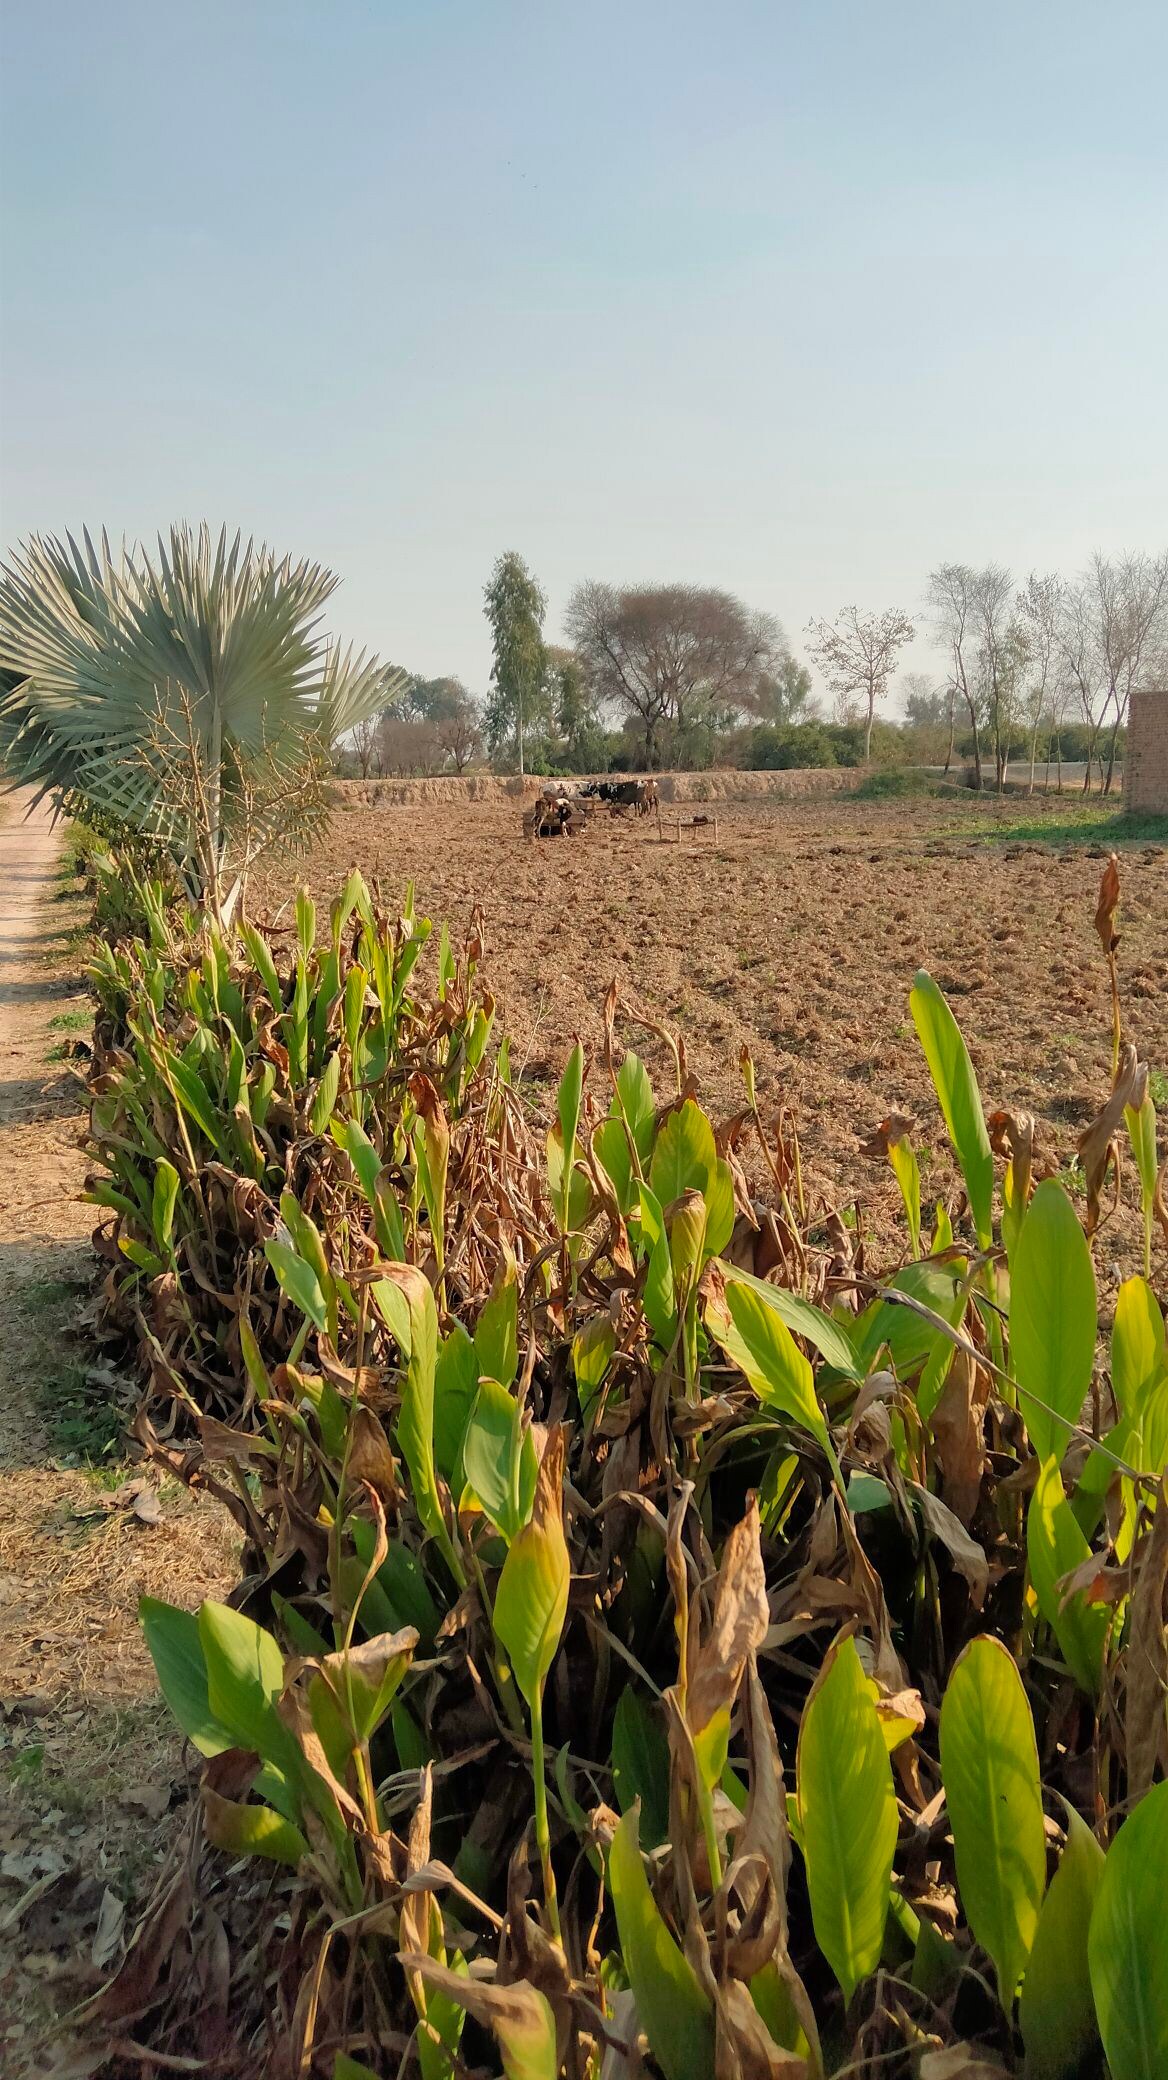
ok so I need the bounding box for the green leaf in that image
[649,1097,717,1206]
[389,1268,445,1546]
[140,1597,231,1757]
[461,1379,538,1541]
[202,1791,308,1869]
[553,1042,585,1231]
[334,2056,381,2080]
[241,923,283,1015]
[1019,1807,1104,2080]
[475,1256,518,1389]
[716,1265,862,1381]
[608,1805,716,2080]
[197,1602,294,1772]
[910,970,994,1247]
[309,1051,341,1134]
[151,1158,180,1254]
[1011,1180,1097,1465]
[855,1258,967,1389]
[796,1634,898,2001]
[939,1636,1046,2000]
[1087,1780,1168,2080]
[1026,1457,1109,1698]
[572,1314,616,1416]
[1111,1275,1166,1417]
[706,1274,828,1449]
[265,1238,328,1334]
[493,1438,569,1708]
[164,1051,225,1155]
[611,1687,670,1848]
[433,1321,480,1485]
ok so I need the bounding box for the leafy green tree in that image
[544,646,606,771]
[754,654,818,725]
[483,553,547,776]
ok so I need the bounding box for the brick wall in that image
[1126,690,1168,814]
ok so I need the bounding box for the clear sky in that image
[2,0,1165,700]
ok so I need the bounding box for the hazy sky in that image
[2,1,1166,701]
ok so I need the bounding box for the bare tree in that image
[804,605,915,763]
[968,564,1016,790]
[565,582,783,768]
[434,686,483,774]
[927,563,982,787]
[1055,553,1168,793]
[349,712,383,779]
[1015,572,1064,794]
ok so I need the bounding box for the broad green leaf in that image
[910,971,994,1247]
[608,1805,715,2080]
[707,1275,828,1449]
[493,1434,569,1707]
[475,1256,518,1389]
[140,1597,231,1757]
[718,1264,862,1381]
[461,1379,538,1541]
[165,1051,225,1155]
[197,1602,290,1766]
[388,1267,445,1545]
[611,1687,670,1848]
[265,1238,328,1334]
[1087,1780,1168,2080]
[545,1122,592,1232]
[615,1051,656,1160]
[939,1636,1045,2000]
[1011,1180,1097,1464]
[1027,1457,1108,1698]
[433,1321,479,1484]
[553,1043,585,1231]
[241,922,283,1014]
[1111,1276,1166,1417]
[309,1051,341,1134]
[796,1634,898,2001]
[649,1097,718,1207]
[572,1314,616,1416]
[202,1790,308,1869]
[334,2056,380,2080]
[1019,1807,1104,2080]
[855,1258,967,1388]
[151,1158,180,1254]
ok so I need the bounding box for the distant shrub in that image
[854,766,933,800]
[746,721,838,769]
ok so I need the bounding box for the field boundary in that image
[336,765,863,809]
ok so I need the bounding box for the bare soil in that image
[266,784,1168,1269]
[0,794,236,2076]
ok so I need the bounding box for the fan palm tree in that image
[0,525,402,914]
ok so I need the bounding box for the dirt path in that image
[0,797,236,2075]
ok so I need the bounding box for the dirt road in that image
[0,795,235,2075]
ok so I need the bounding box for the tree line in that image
[344,547,1168,791]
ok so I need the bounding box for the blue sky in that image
[2,0,1165,698]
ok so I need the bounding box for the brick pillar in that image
[1125,690,1168,814]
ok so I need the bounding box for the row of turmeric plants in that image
[76,855,1168,2079]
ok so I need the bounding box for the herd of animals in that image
[521,775,660,837]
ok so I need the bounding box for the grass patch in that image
[1149,1070,1168,1114]
[954,800,1168,848]
[39,1360,126,1464]
[854,767,937,801]
[49,1007,92,1031]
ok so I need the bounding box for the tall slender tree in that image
[483,553,547,777]
[804,605,915,763]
